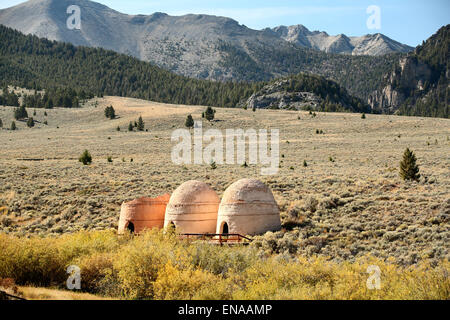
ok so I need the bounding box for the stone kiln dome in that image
[118,194,170,234]
[216,179,281,236]
[164,180,220,234]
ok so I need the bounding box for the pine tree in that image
[205,107,215,121]
[185,114,194,128]
[137,116,145,131]
[0,118,2,128]
[27,117,35,128]
[10,121,16,131]
[361,113,366,119]
[128,122,134,132]
[104,106,116,119]
[109,106,115,119]
[399,148,420,181]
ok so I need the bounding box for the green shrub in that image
[79,150,92,165]
[26,117,35,128]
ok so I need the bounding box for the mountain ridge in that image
[271,24,413,56]
[0,0,406,93]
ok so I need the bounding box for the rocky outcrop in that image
[245,79,321,110]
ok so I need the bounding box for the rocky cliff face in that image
[368,25,449,118]
[368,57,432,113]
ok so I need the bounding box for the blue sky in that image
[1,0,449,46]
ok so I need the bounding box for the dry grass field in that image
[0,96,449,266]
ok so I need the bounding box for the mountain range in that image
[0,0,447,118]
[271,25,412,56]
[0,0,406,89]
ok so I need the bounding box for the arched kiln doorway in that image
[126,221,135,234]
[221,221,229,235]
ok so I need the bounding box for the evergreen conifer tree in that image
[399,148,420,181]
[137,116,145,131]
[205,107,215,121]
[185,114,194,128]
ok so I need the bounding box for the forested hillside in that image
[0,25,365,113]
[0,25,261,109]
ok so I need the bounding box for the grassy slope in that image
[0,96,449,267]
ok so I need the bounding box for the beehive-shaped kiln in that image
[118,194,170,234]
[164,180,220,234]
[217,179,281,236]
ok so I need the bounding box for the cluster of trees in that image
[104,106,116,119]
[21,88,89,109]
[14,105,28,120]
[0,87,19,107]
[0,86,89,110]
[185,107,217,128]
[128,116,145,132]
